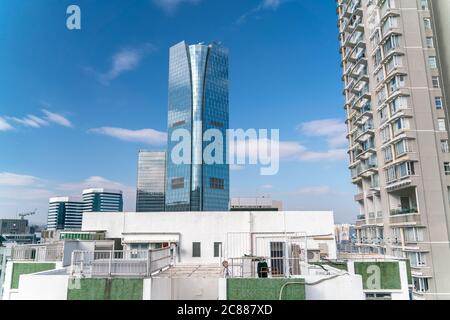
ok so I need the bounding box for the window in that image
[441,140,449,153]
[432,76,440,88]
[386,55,402,72]
[398,161,415,178]
[171,178,185,190]
[420,0,429,10]
[429,56,437,69]
[438,118,446,131]
[426,37,434,48]
[408,252,426,267]
[424,18,432,30]
[405,227,424,242]
[389,75,405,93]
[214,242,222,258]
[380,126,390,145]
[414,277,429,292]
[444,162,450,175]
[379,107,388,123]
[383,35,400,55]
[386,166,397,183]
[393,117,409,134]
[210,177,224,190]
[171,120,186,128]
[192,242,201,257]
[395,139,412,156]
[435,97,443,109]
[383,147,393,162]
[366,293,392,300]
[391,96,407,114]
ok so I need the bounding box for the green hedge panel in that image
[227,279,305,300]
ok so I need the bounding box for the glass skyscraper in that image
[136,150,166,212]
[165,41,229,211]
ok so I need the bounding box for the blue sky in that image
[0,0,358,224]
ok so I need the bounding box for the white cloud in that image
[261,184,273,189]
[89,127,167,145]
[153,0,201,14]
[230,138,347,163]
[0,172,39,186]
[230,164,245,171]
[299,118,347,147]
[296,186,332,195]
[262,0,283,9]
[42,109,73,128]
[236,0,289,25]
[5,109,73,129]
[0,117,13,131]
[58,176,130,193]
[0,174,137,223]
[91,44,156,85]
[9,115,49,128]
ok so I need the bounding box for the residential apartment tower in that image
[337,0,450,299]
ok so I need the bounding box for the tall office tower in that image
[337,0,450,299]
[136,150,166,212]
[47,197,84,230]
[165,41,230,212]
[82,188,123,213]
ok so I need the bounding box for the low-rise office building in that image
[230,197,283,211]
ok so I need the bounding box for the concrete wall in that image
[15,272,69,300]
[82,211,337,264]
[147,277,219,300]
[304,274,364,300]
[2,261,62,300]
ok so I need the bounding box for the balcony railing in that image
[11,245,64,262]
[70,248,174,278]
[390,207,418,216]
[225,257,304,279]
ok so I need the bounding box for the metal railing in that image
[224,257,304,279]
[70,248,174,278]
[11,245,64,262]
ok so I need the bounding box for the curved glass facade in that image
[166,41,229,211]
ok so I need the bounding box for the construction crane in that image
[18,209,36,220]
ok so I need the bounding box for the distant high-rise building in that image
[47,197,84,230]
[165,41,230,212]
[82,188,123,213]
[337,0,450,299]
[0,219,29,235]
[230,197,283,211]
[136,151,166,212]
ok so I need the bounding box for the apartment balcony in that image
[354,192,364,202]
[354,127,375,143]
[389,213,421,226]
[390,207,418,216]
[342,14,363,34]
[349,91,371,110]
[388,186,420,225]
[380,5,400,23]
[342,0,362,19]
